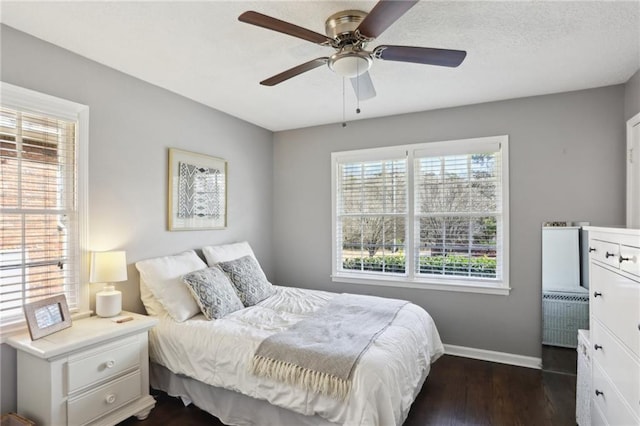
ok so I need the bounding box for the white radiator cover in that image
[542,291,589,348]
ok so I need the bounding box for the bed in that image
[135,242,444,426]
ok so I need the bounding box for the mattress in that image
[148,285,444,426]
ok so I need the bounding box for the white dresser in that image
[7,312,158,426]
[584,227,640,425]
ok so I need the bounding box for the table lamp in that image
[90,251,127,317]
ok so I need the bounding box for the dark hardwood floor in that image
[119,354,576,426]
[404,355,576,426]
[541,345,577,375]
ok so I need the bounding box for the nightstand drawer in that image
[67,370,142,426]
[68,335,140,393]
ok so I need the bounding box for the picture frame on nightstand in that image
[23,294,72,340]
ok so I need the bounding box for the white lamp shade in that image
[90,251,128,283]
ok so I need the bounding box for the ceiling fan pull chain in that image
[356,62,361,114]
[342,77,347,128]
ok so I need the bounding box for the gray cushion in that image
[182,266,244,320]
[217,255,274,306]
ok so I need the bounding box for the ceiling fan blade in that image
[350,72,376,101]
[356,0,419,39]
[374,45,466,67]
[239,11,333,46]
[260,58,329,86]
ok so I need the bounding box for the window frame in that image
[331,135,510,296]
[0,82,90,337]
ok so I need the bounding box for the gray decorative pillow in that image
[217,255,275,306]
[182,266,244,320]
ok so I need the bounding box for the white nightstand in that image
[6,312,158,426]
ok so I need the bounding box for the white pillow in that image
[135,250,207,322]
[139,277,167,317]
[202,241,258,265]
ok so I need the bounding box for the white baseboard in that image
[444,344,542,369]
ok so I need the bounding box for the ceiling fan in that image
[238,0,467,101]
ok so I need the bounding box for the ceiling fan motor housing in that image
[324,10,367,42]
[325,10,372,78]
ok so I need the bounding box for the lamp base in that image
[96,285,122,317]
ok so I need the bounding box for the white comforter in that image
[148,286,444,426]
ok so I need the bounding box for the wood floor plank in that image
[118,354,577,426]
[542,371,579,425]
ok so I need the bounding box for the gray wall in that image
[626,68,640,120]
[272,85,626,359]
[0,25,273,413]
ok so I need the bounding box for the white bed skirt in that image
[150,362,340,426]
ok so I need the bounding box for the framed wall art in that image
[168,148,227,230]
[23,294,72,340]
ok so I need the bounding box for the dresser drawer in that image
[67,370,142,426]
[590,239,621,268]
[620,244,640,278]
[592,363,639,426]
[67,335,140,393]
[592,320,640,418]
[591,264,640,358]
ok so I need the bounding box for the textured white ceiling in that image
[1,1,639,131]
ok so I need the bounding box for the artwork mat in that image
[23,294,72,340]
[168,148,227,230]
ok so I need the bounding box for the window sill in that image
[331,274,511,296]
[0,310,92,344]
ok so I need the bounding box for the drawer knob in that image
[105,393,117,404]
[619,255,631,263]
[595,390,604,397]
[593,292,602,298]
[594,344,603,351]
[105,360,115,369]
[605,251,616,258]
[589,247,596,253]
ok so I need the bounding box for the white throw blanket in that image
[251,293,408,400]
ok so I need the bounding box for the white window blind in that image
[332,136,509,294]
[414,144,503,280]
[336,158,408,275]
[0,106,80,325]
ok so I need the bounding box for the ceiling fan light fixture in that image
[328,51,372,78]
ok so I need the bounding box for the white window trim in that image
[331,135,510,296]
[0,82,90,340]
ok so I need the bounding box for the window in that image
[332,136,509,295]
[0,83,89,329]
